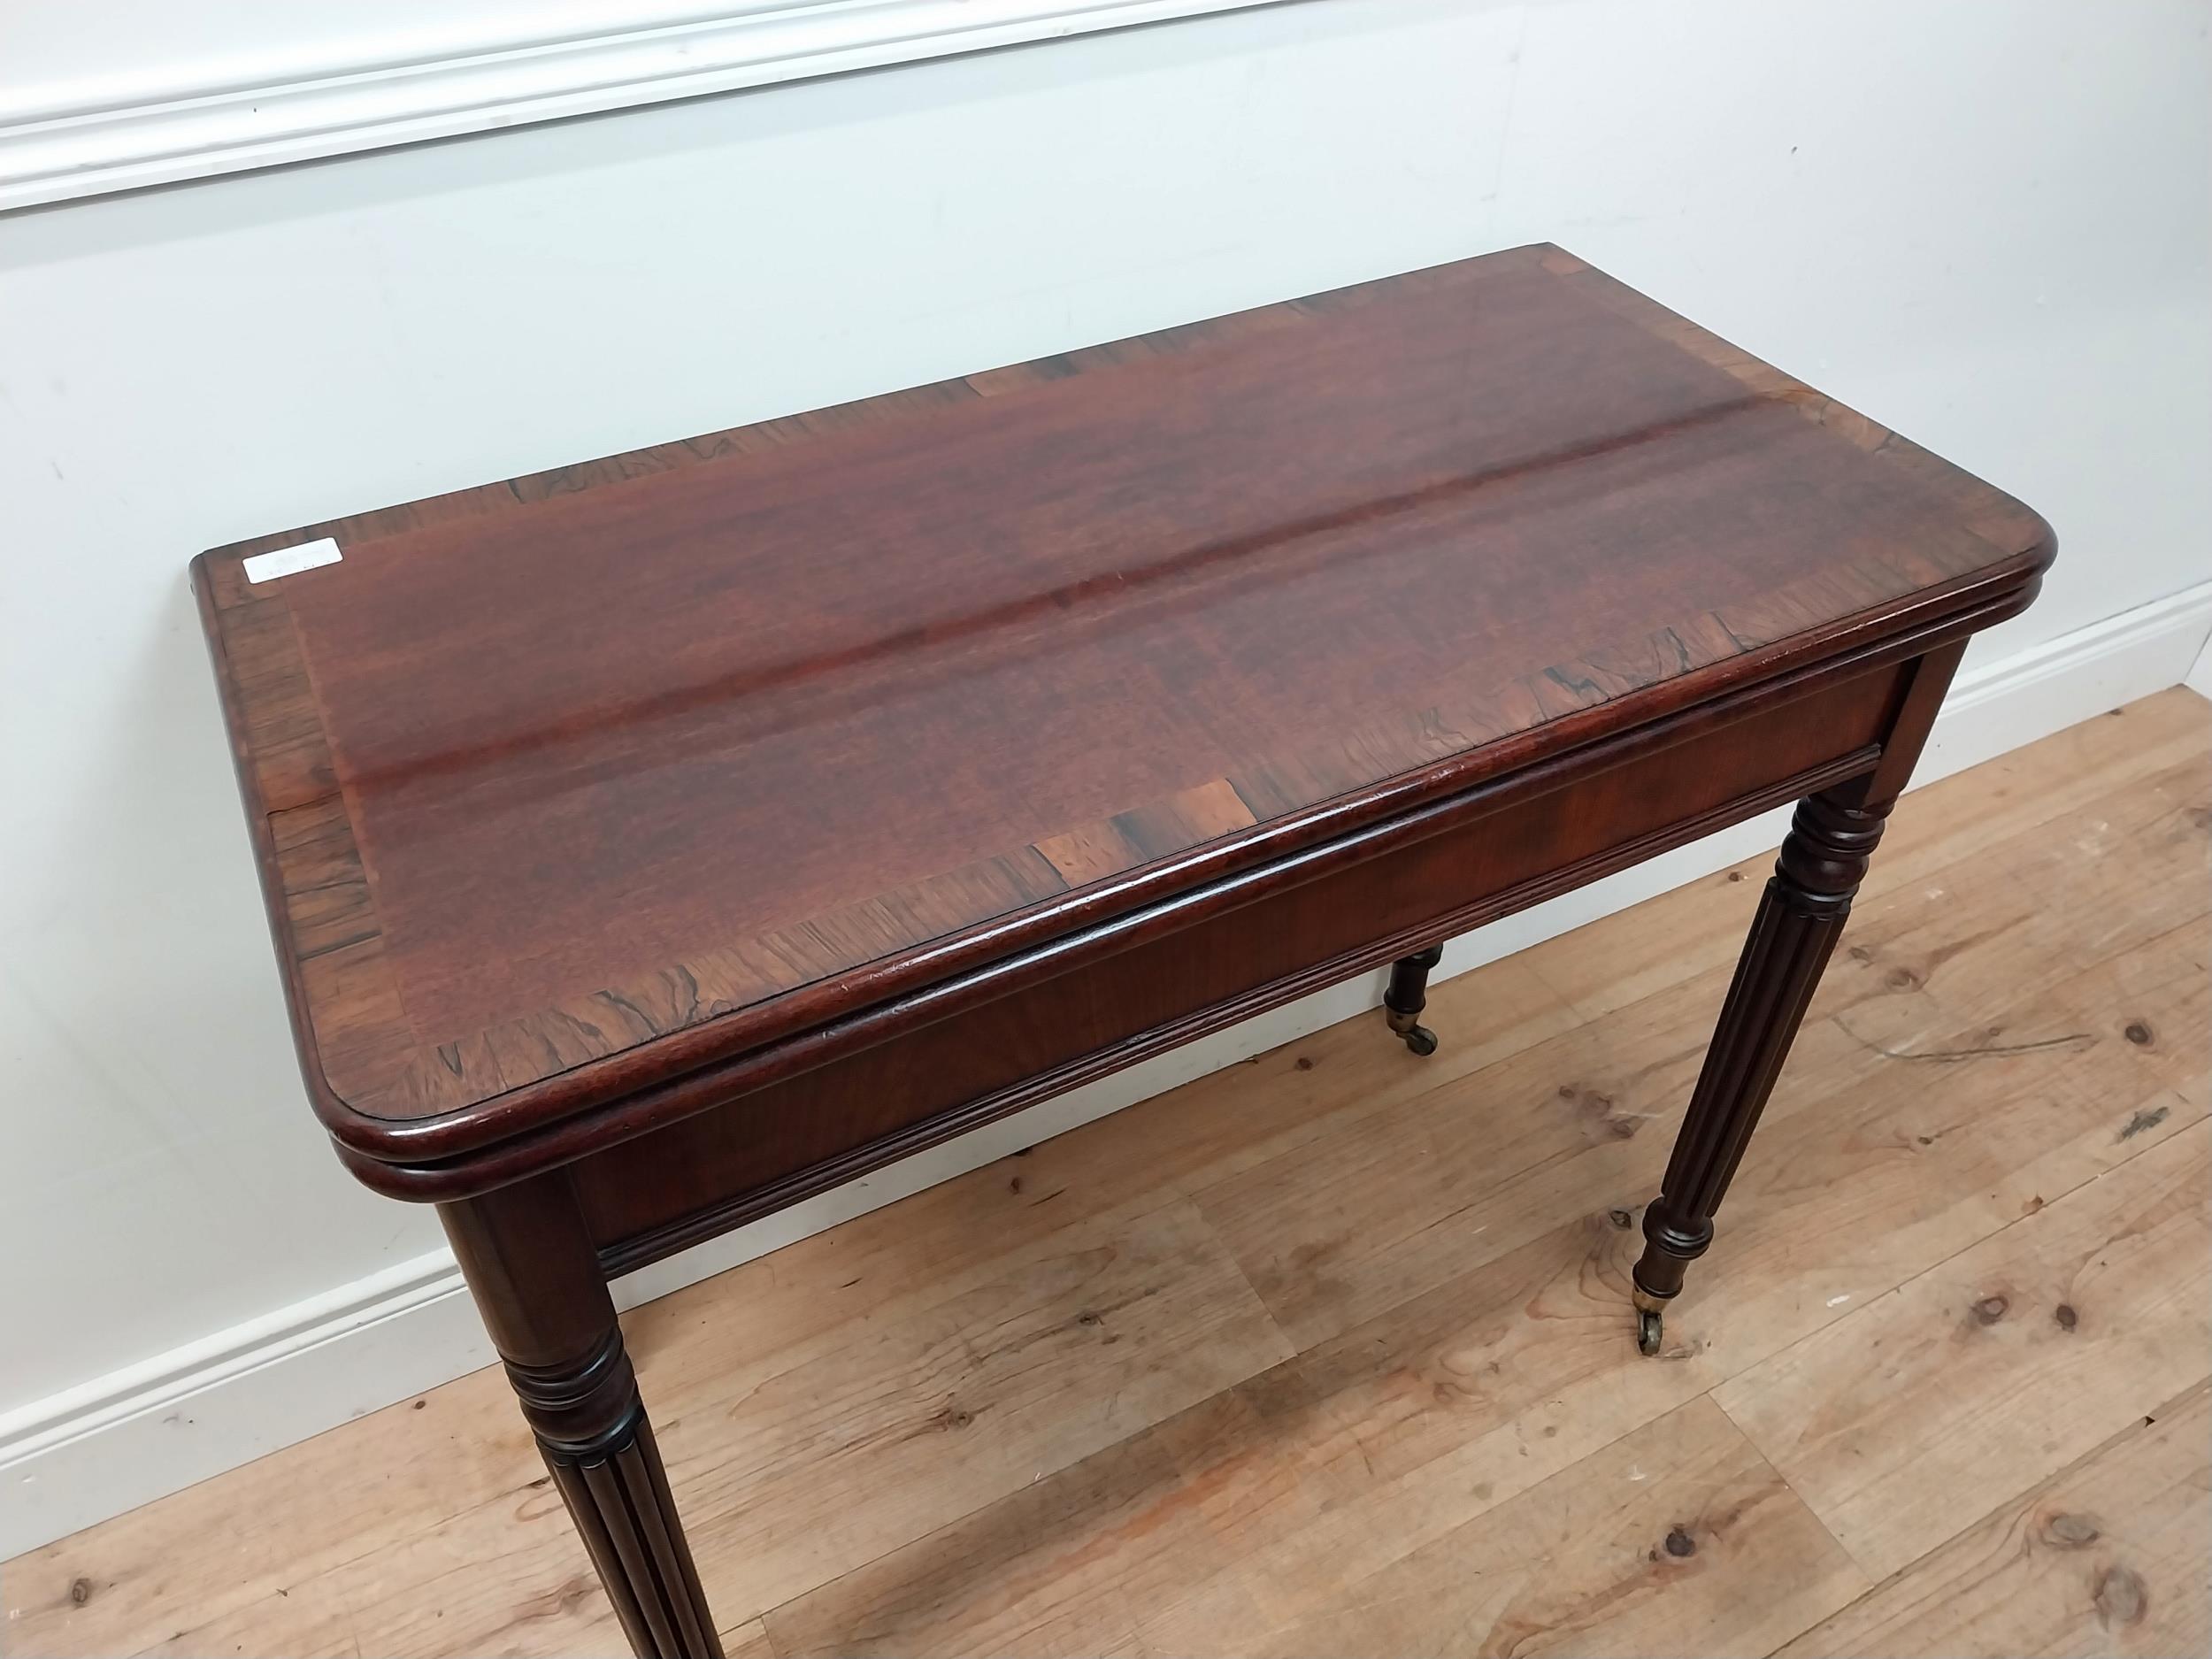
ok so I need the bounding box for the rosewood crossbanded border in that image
[196,243,2050,1656]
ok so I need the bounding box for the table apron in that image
[579,656,1904,1276]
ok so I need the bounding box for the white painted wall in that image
[3,0,2208,1550]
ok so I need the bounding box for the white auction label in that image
[242,538,342,584]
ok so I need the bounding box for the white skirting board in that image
[5,579,2209,1557]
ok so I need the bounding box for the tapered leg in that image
[1384,943,1446,1055]
[1630,783,1889,1353]
[442,1177,723,1658]
[1629,641,1965,1354]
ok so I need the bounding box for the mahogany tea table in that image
[194,243,2050,1655]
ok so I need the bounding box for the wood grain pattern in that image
[564,662,1896,1256]
[193,242,2053,1178]
[12,691,2198,1659]
[1224,1396,1870,1658]
[1777,1382,2212,1658]
[1714,1118,2212,1579]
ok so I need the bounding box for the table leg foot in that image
[1384,943,1445,1055]
[1629,1280,1670,1355]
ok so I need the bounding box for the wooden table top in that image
[196,243,2052,1168]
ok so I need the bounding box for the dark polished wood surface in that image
[196,243,2049,1187]
[572,657,1901,1273]
[196,242,2049,1656]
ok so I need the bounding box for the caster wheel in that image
[1636,1308,1663,1356]
[1402,1025,1439,1057]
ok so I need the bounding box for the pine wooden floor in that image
[10,688,2208,1659]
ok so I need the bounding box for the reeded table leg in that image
[1384,943,1445,1055]
[1632,783,1889,1355]
[1631,641,1963,1354]
[442,1177,723,1659]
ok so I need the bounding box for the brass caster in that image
[1384,1001,1437,1056]
[1632,1284,1668,1356]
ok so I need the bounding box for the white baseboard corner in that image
[7,576,2210,1558]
